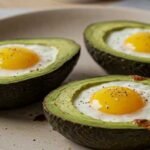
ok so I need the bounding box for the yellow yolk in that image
[125,32,150,53]
[0,47,40,70]
[90,86,145,115]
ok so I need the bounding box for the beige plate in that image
[0,6,149,150]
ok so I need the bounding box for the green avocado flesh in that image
[0,38,80,109]
[84,21,150,77]
[43,75,150,150]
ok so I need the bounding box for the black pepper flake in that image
[106,105,109,109]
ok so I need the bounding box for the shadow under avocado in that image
[0,102,44,122]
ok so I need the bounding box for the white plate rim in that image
[0,6,149,23]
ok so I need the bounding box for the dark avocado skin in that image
[44,111,150,150]
[85,39,150,77]
[0,52,79,109]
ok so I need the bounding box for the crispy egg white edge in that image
[0,44,58,76]
[74,81,150,122]
[107,28,150,57]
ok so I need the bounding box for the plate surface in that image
[0,7,149,150]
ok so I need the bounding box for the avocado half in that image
[43,75,150,150]
[84,21,150,76]
[0,38,80,109]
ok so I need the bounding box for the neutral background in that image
[0,0,149,20]
[0,0,149,9]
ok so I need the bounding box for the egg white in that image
[0,44,58,76]
[107,28,150,58]
[74,81,150,122]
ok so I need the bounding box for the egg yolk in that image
[90,86,145,115]
[0,47,40,70]
[125,32,150,53]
